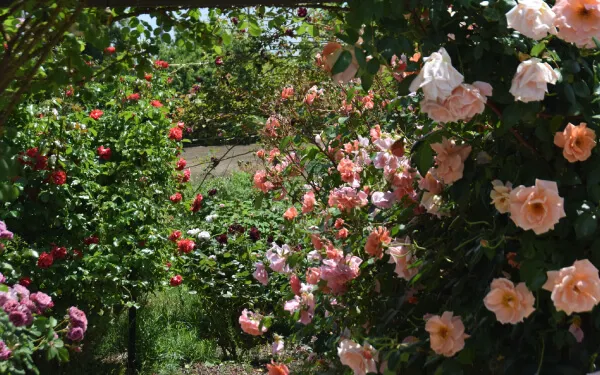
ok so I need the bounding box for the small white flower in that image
[187,228,201,236]
[208,255,217,260]
[198,231,211,240]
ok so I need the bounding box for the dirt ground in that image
[182,144,260,181]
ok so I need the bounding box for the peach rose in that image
[336,228,349,239]
[306,267,321,285]
[483,278,535,324]
[553,0,600,48]
[420,98,456,123]
[281,86,294,100]
[409,47,464,101]
[509,58,560,103]
[542,259,600,315]
[425,311,469,357]
[267,361,289,375]
[337,339,378,375]
[364,226,391,259]
[490,180,513,214]
[302,191,316,213]
[338,158,361,187]
[421,192,444,217]
[334,218,345,229]
[430,137,472,185]
[239,309,267,336]
[446,81,493,121]
[283,206,298,221]
[419,170,443,194]
[554,122,597,162]
[253,170,274,193]
[509,179,566,234]
[387,237,419,281]
[506,0,557,40]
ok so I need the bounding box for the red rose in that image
[49,170,67,185]
[168,127,183,141]
[170,192,182,203]
[89,109,103,120]
[104,46,116,54]
[181,169,191,183]
[168,230,182,242]
[154,60,169,69]
[144,73,152,82]
[19,277,32,287]
[126,93,140,101]
[191,194,203,212]
[84,235,99,245]
[65,88,74,97]
[37,252,54,268]
[175,158,187,171]
[73,249,83,258]
[34,155,47,171]
[215,56,223,66]
[151,100,163,108]
[97,146,112,161]
[50,245,68,260]
[166,262,171,268]
[26,147,39,158]
[170,275,182,286]
[177,239,195,254]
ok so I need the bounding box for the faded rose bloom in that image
[387,238,419,280]
[509,179,566,234]
[419,170,443,195]
[510,58,560,103]
[542,259,600,315]
[420,98,456,123]
[266,243,292,274]
[239,309,267,336]
[281,86,294,100]
[569,319,584,343]
[421,192,444,217]
[0,340,11,360]
[553,0,600,48]
[302,191,316,213]
[483,278,536,324]
[430,138,472,185]
[490,180,513,214]
[364,227,391,259]
[306,267,321,285]
[320,255,362,294]
[264,116,281,137]
[371,191,396,209]
[370,125,381,142]
[506,0,557,40]
[253,262,269,286]
[554,122,597,163]
[409,47,464,101]
[337,339,378,375]
[425,311,469,357]
[253,170,274,193]
[283,206,298,221]
[272,335,284,355]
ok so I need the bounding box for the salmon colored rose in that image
[542,259,600,315]
[554,122,597,163]
[553,0,600,48]
[387,237,419,281]
[509,179,566,234]
[302,191,316,213]
[430,137,472,185]
[283,206,298,221]
[425,311,469,357]
[239,309,267,336]
[337,339,378,375]
[490,180,513,214]
[266,361,289,375]
[364,227,391,259]
[483,278,535,324]
[419,170,443,194]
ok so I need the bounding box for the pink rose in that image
[430,137,472,185]
[387,237,419,281]
[483,278,535,324]
[266,243,292,274]
[328,187,369,212]
[506,0,557,40]
[337,158,361,187]
[445,82,493,121]
[271,336,284,355]
[239,309,267,336]
[553,0,600,48]
[554,122,597,163]
[419,170,443,194]
[542,259,600,315]
[283,206,298,221]
[371,191,396,209]
[509,58,560,103]
[509,179,566,234]
[420,98,457,123]
[425,311,469,357]
[306,267,321,285]
[253,170,274,193]
[302,191,316,213]
[253,262,269,286]
[409,47,464,101]
[421,192,444,217]
[569,321,584,343]
[290,274,301,295]
[337,339,378,375]
[364,227,391,259]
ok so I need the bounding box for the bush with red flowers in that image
[97,146,111,160]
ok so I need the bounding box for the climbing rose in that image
[290,274,301,295]
[150,100,163,107]
[180,169,191,183]
[170,192,182,203]
[553,0,600,48]
[89,109,103,120]
[253,262,269,286]
[168,230,182,242]
[266,361,289,375]
[68,306,88,330]
[104,46,116,54]
[50,245,67,260]
[490,180,513,214]
[281,86,294,100]
[170,275,183,286]
[419,171,443,194]
[483,278,536,324]
[506,0,557,40]
[253,170,274,193]
[425,312,469,357]
[509,58,560,103]
[542,259,600,315]
[177,239,195,254]
[9,305,32,326]
[320,254,362,294]
[387,238,419,281]
[37,252,53,268]
[283,206,298,221]
[49,170,67,185]
[266,243,292,274]
[0,340,11,360]
[409,47,464,102]
[67,327,84,341]
[337,158,361,187]
[239,309,267,336]
[371,191,396,209]
[509,179,566,234]
[445,82,493,121]
[364,227,391,259]
[306,267,321,285]
[328,187,368,212]
[97,146,111,160]
[302,191,316,213]
[430,138,472,185]
[337,339,378,375]
[168,127,183,141]
[191,194,203,212]
[176,158,187,170]
[554,122,597,163]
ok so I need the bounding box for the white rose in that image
[509,58,560,103]
[506,0,556,40]
[198,231,211,240]
[187,228,201,236]
[409,47,464,101]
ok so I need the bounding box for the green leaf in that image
[366,59,380,75]
[331,50,352,75]
[361,73,374,91]
[413,142,434,176]
[530,42,546,57]
[593,37,600,50]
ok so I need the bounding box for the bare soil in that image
[182,144,261,181]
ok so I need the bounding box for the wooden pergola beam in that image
[0,0,343,7]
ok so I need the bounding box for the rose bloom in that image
[420,99,456,123]
[126,92,140,101]
[371,191,396,209]
[370,125,381,142]
[419,170,443,194]
[509,179,566,234]
[266,243,292,274]
[409,47,464,101]
[49,170,67,185]
[553,0,600,48]
[253,262,269,286]
[37,252,53,268]
[509,58,560,103]
[430,137,472,185]
[337,158,361,187]
[170,275,183,286]
[283,206,298,221]
[554,122,597,162]
[506,0,557,40]
[490,180,513,213]
[177,239,195,254]
[306,267,321,284]
[364,227,391,259]
[89,109,103,120]
[169,230,182,242]
[264,116,281,137]
[320,254,362,294]
[328,187,368,212]
[321,42,359,84]
[421,192,444,217]
[267,361,289,375]
[253,170,275,193]
[387,237,419,281]
[239,309,267,336]
[445,82,493,122]
[302,191,316,213]
[425,311,469,357]
[144,73,152,81]
[281,86,294,100]
[569,319,584,343]
[175,158,187,171]
[542,259,600,315]
[336,228,349,239]
[337,339,378,375]
[150,100,163,107]
[168,127,183,141]
[169,192,182,203]
[50,245,67,260]
[190,194,203,213]
[256,149,266,159]
[483,278,535,324]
